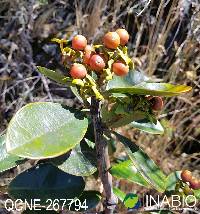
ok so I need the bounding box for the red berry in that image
[103,32,120,49]
[70,63,87,79]
[189,177,200,190]
[72,35,87,50]
[116,28,129,46]
[147,96,164,111]
[181,170,192,183]
[112,61,129,76]
[83,45,93,65]
[89,54,105,72]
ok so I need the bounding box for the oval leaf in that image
[37,66,71,85]
[110,160,150,187]
[114,132,167,192]
[0,135,24,172]
[130,119,164,134]
[6,102,88,159]
[107,82,192,97]
[51,140,97,176]
[8,163,85,204]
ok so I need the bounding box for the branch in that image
[90,97,117,214]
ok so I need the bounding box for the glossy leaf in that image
[70,191,101,211]
[130,119,164,134]
[107,82,192,97]
[114,132,167,192]
[0,135,24,173]
[51,140,97,176]
[37,66,71,85]
[6,102,88,159]
[8,163,85,203]
[110,160,150,187]
[113,187,126,202]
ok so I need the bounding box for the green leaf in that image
[8,163,85,204]
[70,191,101,211]
[0,135,25,173]
[107,82,192,97]
[114,132,167,192]
[110,160,150,188]
[50,140,97,176]
[113,187,126,202]
[37,66,71,85]
[130,119,164,134]
[6,102,88,159]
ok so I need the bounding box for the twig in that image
[90,97,117,214]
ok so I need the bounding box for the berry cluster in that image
[181,170,200,190]
[69,29,130,78]
[52,29,133,100]
[52,29,165,115]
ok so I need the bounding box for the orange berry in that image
[146,96,164,111]
[70,63,87,79]
[189,177,200,190]
[72,35,87,50]
[83,45,93,65]
[103,32,120,49]
[181,170,192,183]
[112,61,129,76]
[116,28,129,46]
[89,54,105,72]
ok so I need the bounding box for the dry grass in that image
[0,0,200,213]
